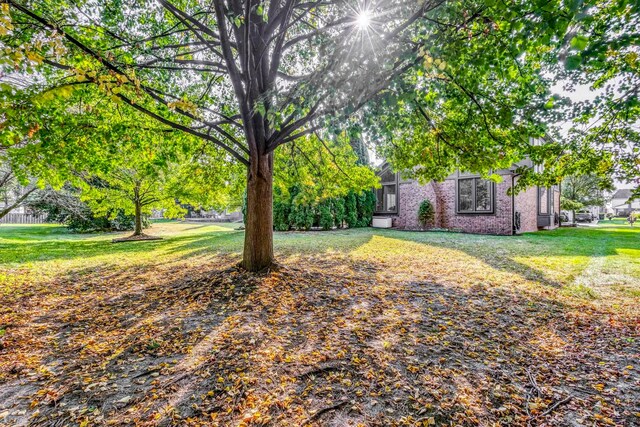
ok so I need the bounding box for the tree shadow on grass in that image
[2,254,637,426]
[162,225,640,291]
[0,256,257,425]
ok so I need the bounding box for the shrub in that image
[332,197,346,228]
[357,190,375,227]
[267,186,373,231]
[345,191,358,228]
[273,187,290,231]
[289,203,304,230]
[418,199,435,228]
[318,199,334,230]
[273,199,290,231]
[290,202,314,230]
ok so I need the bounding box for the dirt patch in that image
[112,234,163,243]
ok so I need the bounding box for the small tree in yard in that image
[80,165,181,239]
[2,85,243,236]
[26,184,148,232]
[560,175,612,224]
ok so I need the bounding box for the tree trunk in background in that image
[0,186,36,220]
[241,152,274,271]
[133,198,143,236]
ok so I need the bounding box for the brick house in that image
[374,159,561,235]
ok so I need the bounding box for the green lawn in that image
[2,220,638,306]
[0,221,638,426]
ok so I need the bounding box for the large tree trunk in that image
[241,152,274,272]
[133,197,143,236]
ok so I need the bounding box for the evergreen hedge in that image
[243,187,375,231]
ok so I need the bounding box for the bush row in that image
[242,187,376,231]
[274,189,375,231]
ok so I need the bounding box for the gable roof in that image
[612,189,632,201]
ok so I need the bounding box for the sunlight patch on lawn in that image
[511,255,590,283]
[347,235,521,288]
[562,284,598,300]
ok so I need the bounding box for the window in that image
[379,168,396,184]
[457,178,494,214]
[375,165,398,214]
[538,186,551,215]
[375,185,397,213]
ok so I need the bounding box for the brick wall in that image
[395,175,513,235]
[514,177,538,234]
[396,180,439,229]
[383,171,562,235]
[438,178,513,235]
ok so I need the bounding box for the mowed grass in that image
[1,220,638,308]
[0,221,638,426]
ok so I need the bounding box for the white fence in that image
[0,213,48,224]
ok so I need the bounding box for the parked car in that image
[575,210,594,222]
[559,212,570,223]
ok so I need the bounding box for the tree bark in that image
[241,151,274,272]
[0,186,36,220]
[133,197,143,236]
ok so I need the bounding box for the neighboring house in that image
[374,159,561,235]
[610,189,640,216]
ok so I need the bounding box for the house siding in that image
[514,178,538,233]
[396,180,439,229]
[440,178,513,235]
[378,165,561,235]
[395,175,513,235]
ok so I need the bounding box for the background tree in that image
[0,81,244,233]
[273,133,377,209]
[0,160,37,219]
[548,0,640,198]
[560,174,613,223]
[268,132,378,231]
[27,184,153,232]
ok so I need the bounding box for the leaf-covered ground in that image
[0,221,638,426]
